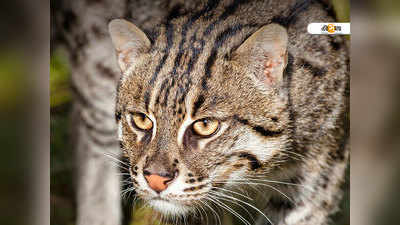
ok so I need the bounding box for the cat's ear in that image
[108,19,151,70]
[233,24,288,86]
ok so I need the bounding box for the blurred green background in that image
[50,1,350,225]
[50,49,75,225]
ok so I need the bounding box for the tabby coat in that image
[109,1,349,225]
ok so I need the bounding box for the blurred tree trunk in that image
[52,1,125,225]
[51,1,171,225]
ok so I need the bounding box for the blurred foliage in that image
[50,50,71,108]
[130,204,163,225]
[0,51,31,225]
[0,51,27,111]
[51,46,74,225]
[51,49,74,225]
[332,0,350,22]
[372,0,400,17]
[51,103,75,225]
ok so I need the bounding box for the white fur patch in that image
[148,199,190,216]
[177,116,194,146]
[285,204,311,224]
[147,112,157,141]
[117,121,123,141]
[231,131,281,162]
[177,89,197,146]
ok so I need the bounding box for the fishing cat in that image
[109,0,349,224]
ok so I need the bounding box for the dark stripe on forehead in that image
[234,116,283,138]
[149,4,182,85]
[173,32,205,107]
[171,0,249,109]
[187,32,205,74]
[162,78,175,106]
[192,94,205,117]
[176,0,221,66]
[144,5,181,110]
[202,51,217,90]
[155,79,169,105]
[159,0,221,108]
[201,23,243,90]
[184,23,259,108]
[144,14,175,111]
[172,84,184,114]
[143,91,150,112]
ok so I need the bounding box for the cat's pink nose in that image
[144,174,173,193]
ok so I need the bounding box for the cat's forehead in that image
[120,49,224,108]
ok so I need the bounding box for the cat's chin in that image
[148,199,190,216]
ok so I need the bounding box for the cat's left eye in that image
[131,112,153,131]
[192,118,220,137]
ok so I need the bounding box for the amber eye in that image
[131,113,153,131]
[192,118,220,137]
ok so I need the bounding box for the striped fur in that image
[110,1,349,225]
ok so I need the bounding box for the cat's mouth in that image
[147,198,192,216]
[142,189,212,216]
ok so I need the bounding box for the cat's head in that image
[109,19,292,216]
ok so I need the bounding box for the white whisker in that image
[220,177,314,192]
[202,198,221,225]
[196,199,209,225]
[214,181,295,205]
[211,186,253,201]
[209,190,255,223]
[209,190,274,225]
[206,196,251,225]
[103,152,130,167]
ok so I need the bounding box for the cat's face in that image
[111,19,292,216]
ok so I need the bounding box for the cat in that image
[109,0,349,225]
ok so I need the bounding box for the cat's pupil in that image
[136,113,147,123]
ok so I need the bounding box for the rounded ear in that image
[233,24,288,87]
[108,19,151,70]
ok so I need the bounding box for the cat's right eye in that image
[130,112,153,131]
[192,118,220,137]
